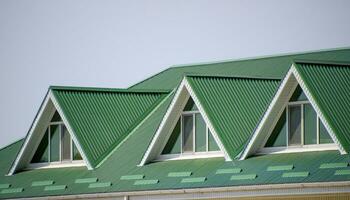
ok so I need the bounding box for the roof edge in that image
[293,59,350,66]
[184,73,281,81]
[49,85,170,94]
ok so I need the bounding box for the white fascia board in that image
[184,77,231,161]
[240,69,294,160]
[291,64,346,154]
[139,77,230,166]
[49,91,93,169]
[7,92,51,175]
[139,80,187,166]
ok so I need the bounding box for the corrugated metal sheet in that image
[130,48,350,90]
[52,87,168,167]
[295,62,350,152]
[187,76,280,158]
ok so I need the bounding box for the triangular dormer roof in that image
[241,61,350,159]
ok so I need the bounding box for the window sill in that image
[257,144,338,155]
[27,160,85,170]
[155,151,224,161]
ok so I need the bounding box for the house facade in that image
[1,47,350,199]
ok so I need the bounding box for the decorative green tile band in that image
[335,169,350,175]
[75,178,98,184]
[120,174,145,180]
[282,171,309,178]
[134,179,159,185]
[88,182,112,188]
[181,177,206,183]
[31,180,54,187]
[320,163,348,169]
[216,168,242,174]
[0,184,10,189]
[230,174,257,180]
[168,172,192,177]
[44,185,67,191]
[1,188,23,194]
[267,165,294,171]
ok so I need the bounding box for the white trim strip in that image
[50,91,93,169]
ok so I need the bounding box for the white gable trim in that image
[50,91,93,170]
[139,77,230,166]
[8,90,92,175]
[240,64,345,160]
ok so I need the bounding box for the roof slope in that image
[51,87,169,167]
[294,61,350,152]
[131,48,350,90]
[187,76,280,158]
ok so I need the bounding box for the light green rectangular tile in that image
[75,178,98,184]
[230,174,257,180]
[44,185,66,191]
[88,182,111,188]
[0,184,10,189]
[1,188,23,194]
[168,171,192,177]
[134,179,159,185]
[181,177,206,183]
[320,163,348,169]
[216,168,242,174]
[335,169,350,175]
[32,180,54,187]
[267,165,294,171]
[120,174,144,180]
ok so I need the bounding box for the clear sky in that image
[1,0,350,148]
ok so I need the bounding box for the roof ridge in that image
[185,73,281,81]
[50,85,170,93]
[294,59,350,66]
[171,46,350,68]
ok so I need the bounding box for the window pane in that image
[73,142,83,160]
[304,104,317,145]
[289,85,307,102]
[183,97,198,111]
[195,114,206,152]
[319,119,333,144]
[265,109,287,147]
[51,111,62,122]
[162,119,181,154]
[208,129,220,151]
[182,115,193,153]
[288,106,301,146]
[31,129,49,163]
[61,125,71,161]
[50,125,60,162]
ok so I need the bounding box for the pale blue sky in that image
[1,0,350,148]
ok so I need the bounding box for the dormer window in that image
[29,111,83,169]
[260,85,336,154]
[158,97,222,161]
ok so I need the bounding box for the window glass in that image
[61,125,71,161]
[50,125,60,162]
[208,129,220,151]
[31,129,49,163]
[51,111,62,122]
[162,119,181,154]
[73,142,83,160]
[289,85,307,102]
[195,114,206,152]
[182,115,193,153]
[183,97,198,111]
[319,119,333,144]
[304,104,317,145]
[288,106,301,146]
[265,109,287,147]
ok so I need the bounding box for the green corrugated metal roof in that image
[130,48,350,90]
[187,76,280,158]
[1,48,350,199]
[51,87,169,167]
[294,62,350,152]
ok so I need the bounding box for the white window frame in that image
[259,99,337,154]
[157,110,223,161]
[28,121,84,169]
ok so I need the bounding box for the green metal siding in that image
[130,48,350,90]
[52,88,168,167]
[294,62,350,153]
[187,76,280,158]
